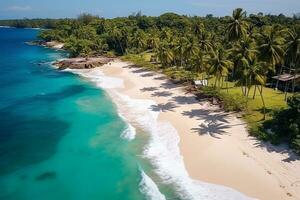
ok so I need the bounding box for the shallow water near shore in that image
[0,27,167,200]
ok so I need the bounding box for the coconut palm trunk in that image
[253,85,257,99]
[247,78,252,97]
[258,85,266,120]
[226,79,229,93]
[118,39,124,55]
[214,77,218,88]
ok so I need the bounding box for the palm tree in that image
[147,34,159,50]
[191,20,204,36]
[257,25,285,70]
[198,31,213,52]
[149,37,161,63]
[119,27,130,53]
[285,27,300,67]
[160,28,172,42]
[157,42,174,67]
[183,35,199,68]
[247,57,267,119]
[191,50,209,76]
[231,35,257,94]
[285,26,300,93]
[174,37,188,68]
[226,8,249,42]
[232,35,256,61]
[190,31,212,78]
[107,26,125,54]
[130,29,147,53]
[257,26,285,92]
[208,48,233,88]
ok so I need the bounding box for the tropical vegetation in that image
[1,10,299,153]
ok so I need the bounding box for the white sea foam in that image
[139,170,166,200]
[0,26,12,28]
[64,68,124,89]
[25,27,42,30]
[64,64,254,200]
[119,113,136,141]
[110,92,253,200]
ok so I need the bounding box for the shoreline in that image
[44,37,300,198]
[86,59,300,200]
[66,62,252,200]
[0,26,43,30]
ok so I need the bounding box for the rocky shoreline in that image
[29,40,113,70]
[54,57,114,70]
[27,40,64,50]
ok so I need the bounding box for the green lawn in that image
[203,76,288,120]
[223,84,287,123]
[198,74,290,133]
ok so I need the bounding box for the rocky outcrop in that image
[54,57,113,70]
[44,41,64,49]
[27,40,64,49]
[28,40,113,70]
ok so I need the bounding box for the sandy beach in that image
[75,59,300,200]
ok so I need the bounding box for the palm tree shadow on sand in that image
[140,87,159,92]
[182,109,229,124]
[140,72,156,77]
[160,81,180,89]
[192,122,231,139]
[150,102,178,112]
[151,91,173,97]
[171,95,199,105]
[153,76,167,80]
[131,68,150,74]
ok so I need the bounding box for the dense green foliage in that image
[200,87,248,112]
[262,94,300,153]
[3,11,300,153]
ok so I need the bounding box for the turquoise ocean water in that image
[0,27,158,200]
[0,27,251,200]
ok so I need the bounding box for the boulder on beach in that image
[45,41,64,49]
[54,57,113,70]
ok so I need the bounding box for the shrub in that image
[292,136,300,155]
[262,94,300,154]
[122,54,158,71]
[249,125,269,141]
[219,92,247,112]
[200,87,247,112]
[105,51,116,57]
[164,69,195,82]
[200,86,220,98]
